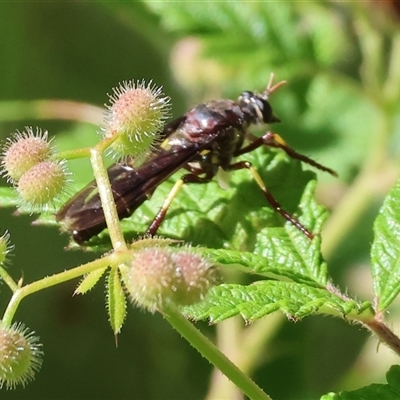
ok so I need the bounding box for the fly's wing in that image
[55,112,228,242]
[56,145,202,243]
[55,162,139,228]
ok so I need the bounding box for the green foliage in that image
[321,365,400,400]
[371,179,400,311]
[107,267,126,335]
[75,267,107,295]
[185,281,373,323]
[1,1,400,399]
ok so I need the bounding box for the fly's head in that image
[238,74,286,126]
[238,91,280,125]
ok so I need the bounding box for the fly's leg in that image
[146,173,212,236]
[225,160,314,239]
[238,131,337,177]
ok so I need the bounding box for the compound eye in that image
[260,99,273,122]
[251,97,272,123]
[252,97,278,124]
[261,100,280,123]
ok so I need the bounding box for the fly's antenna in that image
[262,73,287,100]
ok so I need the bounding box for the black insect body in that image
[56,77,336,244]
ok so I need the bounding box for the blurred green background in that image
[1,1,400,399]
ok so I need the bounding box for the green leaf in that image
[321,365,400,400]
[254,180,329,286]
[107,268,126,334]
[371,178,400,310]
[196,247,323,287]
[183,280,373,323]
[75,267,108,295]
[142,2,361,95]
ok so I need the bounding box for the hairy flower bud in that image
[125,246,218,312]
[0,323,43,389]
[1,128,52,183]
[103,80,170,157]
[17,160,68,208]
[0,231,12,265]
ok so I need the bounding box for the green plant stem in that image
[0,266,18,293]
[56,147,92,160]
[239,312,283,375]
[363,317,400,356]
[0,100,103,125]
[1,251,129,327]
[383,33,400,102]
[90,144,127,252]
[59,133,127,251]
[322,168,374,258]
[356,14,383,96]
[206,313,284,400]
[162,305,272,400]
[206,317,243,400]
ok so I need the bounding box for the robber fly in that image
[56,75,336,244]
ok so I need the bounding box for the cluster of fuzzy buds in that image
[0,323,43,389]
[103,80,171,158]
[124,246,219,313]
[0,127,68,209]
[0,231,12,266]
[0,80,218,390]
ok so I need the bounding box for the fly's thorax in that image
[178,100,245,143]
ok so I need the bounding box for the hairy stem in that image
[363,316,400,356]
[0,266,18,293]
[90,141,127,252]
[162,305,272,400]
[1,251,129,327]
